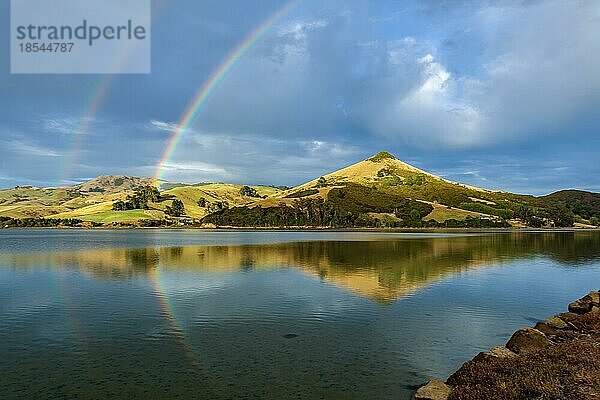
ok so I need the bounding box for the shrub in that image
[239,186,261,198]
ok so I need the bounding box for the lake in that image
[1,229,599,399]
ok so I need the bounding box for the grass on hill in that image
[14,183,283,223]
[0,204,71,218]
[49,199,124,219]
[423,203,487,222]
[160,184,281,219]
[73,210,161,223]
[0,186,76,207]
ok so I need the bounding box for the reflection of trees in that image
[0,247,160,279]
[2,232,598,302]
[168,246,183,259]
[529,232,600,265]
[127,248,160,271]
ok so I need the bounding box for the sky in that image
[0,0,599,195]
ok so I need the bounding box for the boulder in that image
[533,322,557,336]
[413,380,452,400]
[506,328,549,354]
[546,316,568,330]
[473,345,518,362]
[569,299,589,314]
[568,291,600,314]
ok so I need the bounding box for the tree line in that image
[0,216,92,227]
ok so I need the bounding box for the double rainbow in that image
[147,1,301,360]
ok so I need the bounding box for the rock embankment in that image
[413,290,600,400]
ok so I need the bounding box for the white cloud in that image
[148,119,180,133]
[416,54,450,96]
[162,161,228,174]
[301,139,358,158]
[44,117,91,135]
[152,160,231,183]
[277,19,329,41]
[371,53,486,148]
[5,139,62,157]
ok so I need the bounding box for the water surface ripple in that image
[1,230,599,399]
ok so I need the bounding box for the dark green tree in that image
[409,209,421,220]
[239,186,260,197]
[165,199,185,217]
[112,200,126,211]
[207,201,229,213]
[545,205,574,227]
[112,185,160,211]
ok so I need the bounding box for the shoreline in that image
[2,225,599,232]
[413,291,600,400]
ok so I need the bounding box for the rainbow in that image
[56,270,88,349]
[58,0,167,184]
[148,266,201,364]
[153,0,301,185]
[58,77,112,184]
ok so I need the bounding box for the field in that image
[73,210,162,223]
[423,202,487,222]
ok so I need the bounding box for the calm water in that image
[1,230,599,399]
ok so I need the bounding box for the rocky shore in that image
[414,290,600,400]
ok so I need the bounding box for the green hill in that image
[540,190,600,222]
[202,152,599,228]
[1,152,598,228]
[0,176,282,225]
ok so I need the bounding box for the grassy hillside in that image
[0,178,282,224]
[0,176,148,220]
[1,153,598,228]
[76,210,161,223]
[203,183,437,227]
[159,183,280,219]
[0,186,82,218]
[202,152,597,228]
[422,203,486,222]
[541,190,600,222]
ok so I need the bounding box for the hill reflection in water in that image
[3,232,599,302]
